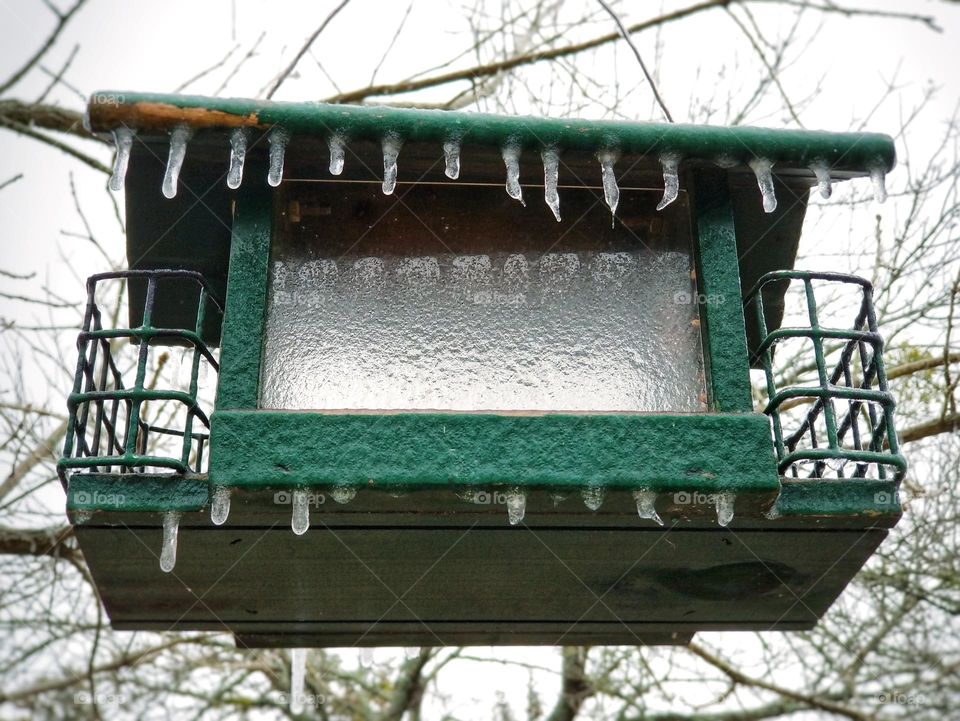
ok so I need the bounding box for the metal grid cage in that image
[58,270,222,486]
[744,270,906,483]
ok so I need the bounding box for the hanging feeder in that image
[59,91,905,648]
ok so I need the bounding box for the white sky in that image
[1,1,958,718]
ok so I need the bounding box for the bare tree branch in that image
[262,0,354,99]
[0,0,88,96]
[596,0,674,122]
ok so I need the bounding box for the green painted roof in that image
[88,90,895,179]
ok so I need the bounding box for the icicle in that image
[505,487,526,525]
[443,139,461,179]
[582,486,605,511]
[715,492,735,527]
[598,150,620,222]
[809,160,832,200]
[360,648,374,666]
[870,165,888,204]
[550,492,567,507]
[109,127,134,192]
[73,509,93,524]
[502,145,525,206]
[227,128,248,189]
[656,153,680,211]
[290,648,306,714]
[162,125,191,199]
[328,135,346,175]
[382,135,402,195]
[159,511,181,573]
[749,158,777,213]
[291,489,310,535]
[633,489,663,526]
[331,486,357,505]
[267,129,288,187]
[542,148,561,222]
[210,485,231,526]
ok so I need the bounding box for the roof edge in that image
[87,91,895,178]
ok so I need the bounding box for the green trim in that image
[774,480,901,517]
[215,186,272,410]
[87,91,895,176]
[693,171,753,412]
[208,411,780,493]
[67,473,209,513]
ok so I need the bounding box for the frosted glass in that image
[260,247,705,412]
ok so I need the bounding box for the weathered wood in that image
[75,511,887,647]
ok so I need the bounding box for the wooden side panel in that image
[76,521,886,647]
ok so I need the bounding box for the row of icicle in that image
[108,125,889,219]
[155,485,737,573]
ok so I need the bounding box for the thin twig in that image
[0,117,109,174]
[263,0,353,99]
[173,43,241,94]
[327,0,726,104]
[35,43,79,104]
[0,174,23,192]
[596,0,673,122]
[0,0,88,96]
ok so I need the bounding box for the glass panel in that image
[260,182,705,412]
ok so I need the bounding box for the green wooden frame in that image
[203,177,780,497]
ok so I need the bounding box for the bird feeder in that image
[61,91,907,648]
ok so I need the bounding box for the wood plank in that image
[76,522,886,647]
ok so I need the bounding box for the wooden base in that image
[72,486,892,648]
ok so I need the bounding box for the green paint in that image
[67,473,209,513]
[209,411,780,493]
[87,91,895,177]
[693,170,753,412]
[774,480,901,517]
[215,185,272,410]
